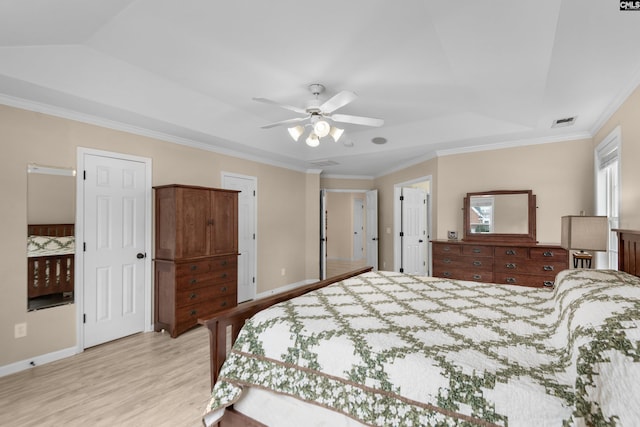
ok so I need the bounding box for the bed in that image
[27,224,75,299]
[201,229,640,426]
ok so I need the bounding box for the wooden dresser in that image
[154,184,239,337]
[432,240,568,288]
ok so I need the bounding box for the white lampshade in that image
[313,120,331,138]
[561,215,608,251]
[287,125,304,142]
[306,132,320,147]
[329,127,344,142]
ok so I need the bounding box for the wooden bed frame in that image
[198,266,372,388]
[200,229,640,427]
[27,224,75,299]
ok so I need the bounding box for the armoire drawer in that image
[176,267,237,290]
[175,295,237,333]
[175,280,236,308]
[176,256,237,278]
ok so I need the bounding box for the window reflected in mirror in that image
[27,164,76,311]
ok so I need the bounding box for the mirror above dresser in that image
[463,190,536,243]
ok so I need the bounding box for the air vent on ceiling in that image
[310,159,339,167]
[551,116,577,128]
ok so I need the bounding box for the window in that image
[595,126,621,269]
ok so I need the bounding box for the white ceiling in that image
[1,0,640,177]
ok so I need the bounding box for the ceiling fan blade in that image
[320,91,357,114]
[260,116,308,129]
[330,114,384,127]
[253,97,308,115]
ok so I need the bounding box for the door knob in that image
[136,253,146,259]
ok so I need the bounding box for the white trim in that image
[254,279,316,300]
[75,147,153,353]
[321,174,375,180]
[0,346,78,378]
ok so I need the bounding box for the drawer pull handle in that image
[220,273,228,279]
[543,281,554,287]
[543,251,554,257]
[443,258,452,264]
[189,293,197,299]
[505,263,517,269]
[473,260,482,266]
[190,279,197,285]
[543,265,554,271]
[443,246,451,252]
[190,265,198,271]
[221,301,227,307]
[190,309,197,316]
[505,249,516,256]
[506,277,517,284]
[472,274,482,280]
[221,260,228,266]
[221,286,227,292]
[472,248,482,253]
[443,272,452,277]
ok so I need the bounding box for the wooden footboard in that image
[27,254,74,298]
[198,266,373,388]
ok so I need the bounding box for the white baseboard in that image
[254,279,317,300]
[0,346,80,378]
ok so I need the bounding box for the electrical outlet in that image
[281,268,286,276]
[14,322,27,338]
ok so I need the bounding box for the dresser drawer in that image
[495,272,555,288]
[432,243,462,256]
[175,280,236,308]
[176,256,237,277]
[434,256,492,272]
[530,247,568,262]
[176,266,237,290]
[494,259,565,275]
[494,246,529,258]
[461,245,494,257]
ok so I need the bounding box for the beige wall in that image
[320,176,374,190]
[436,139,594,244]
[593,85,640,230]
[0,105,319,367]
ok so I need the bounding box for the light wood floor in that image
[0,327,211,427]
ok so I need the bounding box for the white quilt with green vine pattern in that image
[204,269,640,426]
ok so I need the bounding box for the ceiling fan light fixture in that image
[329,126,344,142]
[313,120,331,138]
[306,132,320,147]
[287,125,304,141]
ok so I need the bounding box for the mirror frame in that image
[463,189,537,243]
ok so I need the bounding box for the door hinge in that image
[253,233,256,240]
[253,190,256,196]
[83,314,86,324]
[252,277,255,283]
[83,170,86,180]
[83,242,86,252]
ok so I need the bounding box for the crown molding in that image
[0,93,311,174]
[590,67,640,136]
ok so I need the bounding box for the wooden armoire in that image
[153,184,239,337]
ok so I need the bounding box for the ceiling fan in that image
[253,84,384,147]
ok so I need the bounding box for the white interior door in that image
[222,173,256,303]
[365,190,378,270]
[82,154,147,348]
[352,198,364,260]
[401,187,427,275]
